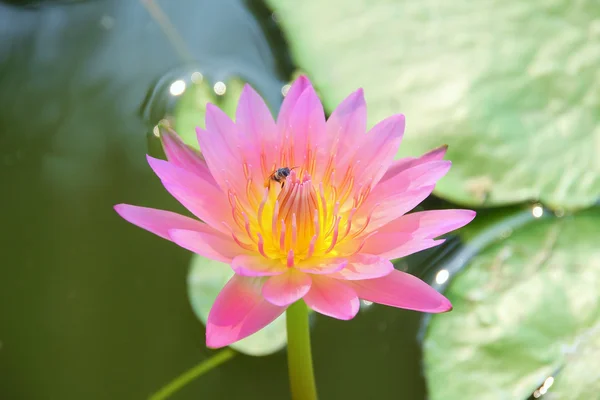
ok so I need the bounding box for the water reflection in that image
[532,375,555,398]
[435,269,449,285]
[532,204,544,218]
[213,81,227,95]
[169,79,186,96]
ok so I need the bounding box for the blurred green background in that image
[1,0,598,399]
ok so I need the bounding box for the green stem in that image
[149,348,235,400]
[286,301,318,400]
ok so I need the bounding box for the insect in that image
[265,167,297,188]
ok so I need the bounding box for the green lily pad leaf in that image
[550,323,600,399]
[423,208,600,400]
[173,77,245,149]
[187,255,287,356]
[267,0,600,210]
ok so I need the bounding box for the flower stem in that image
[149,348,235,400]
[286,301,318,400]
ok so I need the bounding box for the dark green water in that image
[0,1,454,398]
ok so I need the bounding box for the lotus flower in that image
[115,76,475,348]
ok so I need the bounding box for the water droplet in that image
[532,204,544,218]
[213,81,227,96]
[191,71,203,83]
[435,269,449,284]
[169,80,186,96]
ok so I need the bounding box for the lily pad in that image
[422,208,600,400]
[173,77,245,149]
[267,0,600,210]
[550,322,600,399]
[187,255,288,356]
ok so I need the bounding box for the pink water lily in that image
[115,76,475,348]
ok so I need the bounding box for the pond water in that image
[0,1,466,399]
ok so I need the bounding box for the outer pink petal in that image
[347,114,406,187]
[327,254,394,280]
[318,89,366,179]
[235,84,279,182]
[146,156,233,234]
[114,204,204,240]
[295,257,348,274]
[379,209,476,236]
[160,128,217,187]
[353,185,436,234]
[326,88,366,143]
[381,145,448,183]
[374,160,451,196]
[197,107,259,205]
[168,229,244,263]
[304,276,360,320]
[347,270,452,313]
[205,103,240,153]
[206,275,287,348]
[262,269,312,306]
[362,210,476,259]
[236,84,277,144]
[286,85,326,169]
[352,160,451,235]
[231,254,287,277]
[383,238,447,260]
[356,160,451,225]
[277,75,311,129]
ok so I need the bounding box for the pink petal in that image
[231,254,287,277]
[362,209,476,259]
[393,238,447,259]
[235,84,279,182]
[206,275,287,348]
[146,156,233,234]
[262,269,312,306]
[286,84,326,169]
[295,257,348,274]
[168,229,244,263]
[160,128,217,187]
[317,89,366,179]
[327,89,366,142]
[277,75,312,130]
[236,84,277,144]
[346,114,406,188]
[347,269,452,313]
[114,204,204,240]
[353,185,436,234]
[277,75,312,128]
[205,103,240,152]
[379,209,476,235]
[357,160,451,225]
[381,145,448,183]
[303,276,360,320]
[377,160,451,195]
[327,253,394,280]
[197,107,258,206]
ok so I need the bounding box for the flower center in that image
[226,153,377,265]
